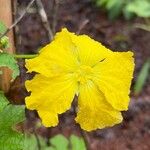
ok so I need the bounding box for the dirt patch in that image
[8,0,150,149]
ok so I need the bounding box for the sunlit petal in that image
[92,52,134,111]
[76,81,122,131]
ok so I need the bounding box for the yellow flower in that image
[25,28,134,131]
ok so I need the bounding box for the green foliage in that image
[0,21,9,49]
[49,134,69,150]
[0,53,20,80]
[94,0,150,20]
[0,36,9,49]
[0,22,19,80]
[48,134,86,150]
[0,91,8,111]
[0,92,25,150]
[23,134,86,150]
[0,23,23,148]
[95,0,124,19]
[134,59,150,94]
[70,135,86,150]
[125,0,150,18]
[24,135,47,150]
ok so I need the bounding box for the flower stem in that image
[13,54,38,59]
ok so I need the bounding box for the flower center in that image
[75,65,93,84]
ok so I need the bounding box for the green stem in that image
[13,54,38,59]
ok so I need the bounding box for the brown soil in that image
[7,0,150,150]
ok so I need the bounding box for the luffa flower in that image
[25,28,134,131]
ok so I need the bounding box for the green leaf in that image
[134,59,150,94]
[0,91,8,112]
[106,0,119,9]
[0,100,25,150]
[0,21,7,34]
[70,135,86,150]
[0,36,9,49]
[94,0,150,19]
[24,135,47,150]
[108,1,123,20]
[95,0,108,7]
[47,134,86,150]
[94,0,124,20]
[49,134,69,150]
[0,53,19,80]
[125,0,150,18]
[0,89,25,150]
[104,0,124,20]
[23,134,87,150]
[123,8,135,20]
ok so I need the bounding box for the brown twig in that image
[134,23,150,32]
[0,0,36,40]
[35,0,54,41]
[12,0,17,43]
[77,19,89,34]
[52,0,59,34]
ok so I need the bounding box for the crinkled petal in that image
[25,73,78,127]
[25,28,79,77]
[76,81,122,131]
[92,51,134,111]
[70,34,111,67]
[37,110,58,127]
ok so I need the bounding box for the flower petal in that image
[92,51,134,111]
[25,28,79,77]
[76,81,122,131]
[25,73,78,127]
[37,110,58,127]
[70,34,111,67]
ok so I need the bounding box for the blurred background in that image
[2,0,150,149]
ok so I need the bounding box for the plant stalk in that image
[13,54,38,59]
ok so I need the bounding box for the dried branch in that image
[0,0,36,39]
[134,23,150,32]
[52,0,59,34]
[35,0,54,41]
[77,19,89,34]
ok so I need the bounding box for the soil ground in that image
[8,0,150,150]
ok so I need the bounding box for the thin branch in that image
[134,23,150,32]
[77,19,89,34]
[12,0,18,48]
[52,0,59,34]
[13,54,38,59]
[0,0,36,39]
[35,0,54,41]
